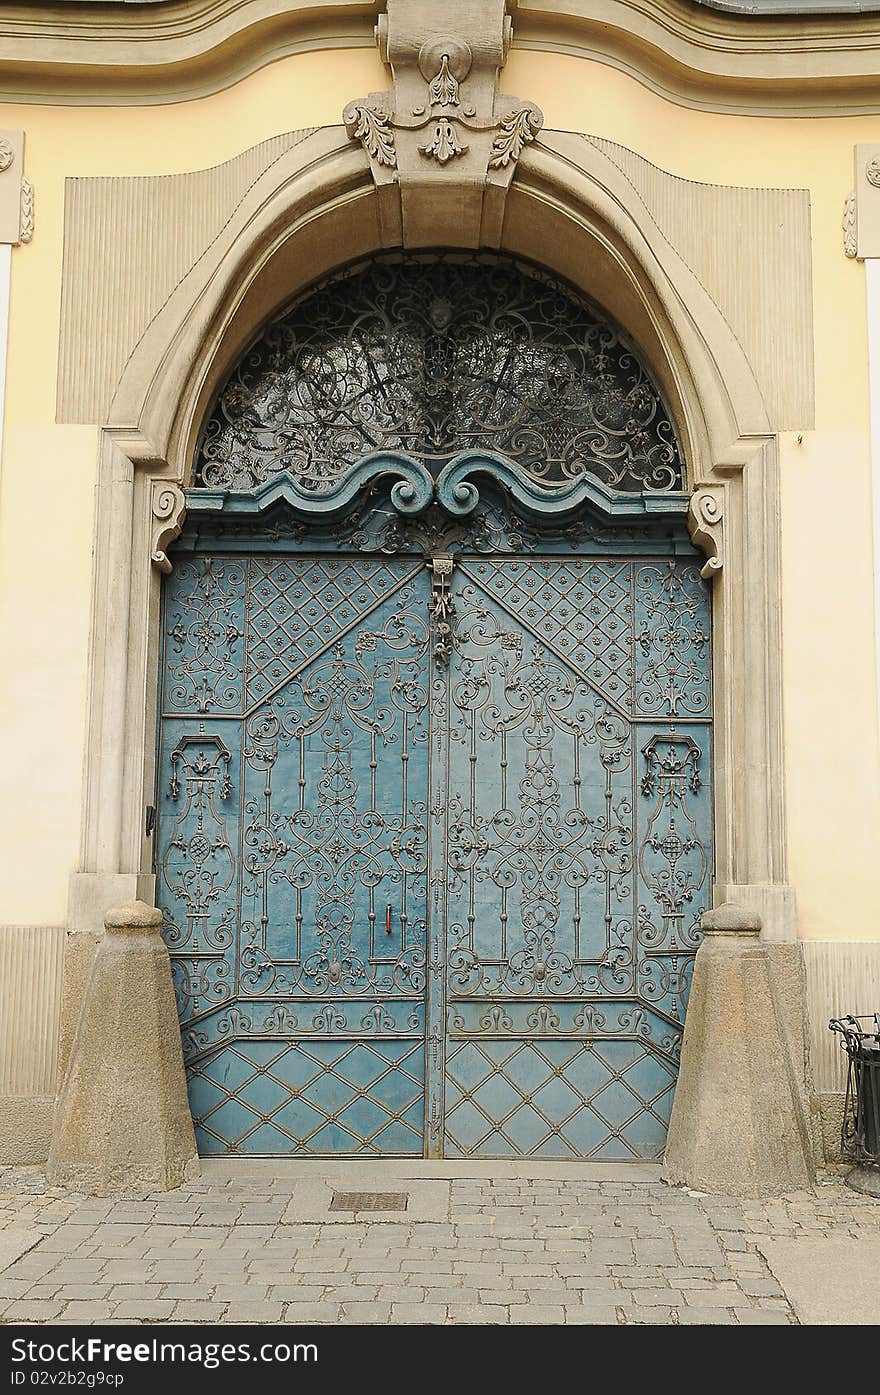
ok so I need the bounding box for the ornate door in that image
[157,555,432,1155]
[156,473,712,1160]
[436,556,711,1160]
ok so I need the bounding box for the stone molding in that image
[56,131,813,433]
[56,129,316,424]
[687,488,724,579]
[701,902,760,935]
[343,0,543,246]
[6,0,880,115]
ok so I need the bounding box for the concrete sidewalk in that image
[0,1160,877,1326]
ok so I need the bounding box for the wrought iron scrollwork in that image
[194,254,685,496]
[428,556,455,665]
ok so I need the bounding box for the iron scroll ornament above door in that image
[185,449,691,529]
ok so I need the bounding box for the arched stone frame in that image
[64,126,795,1103]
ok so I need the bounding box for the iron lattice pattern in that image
[444,1040,677,1159]
[195,255,684,494]
[190,1040,425,1156]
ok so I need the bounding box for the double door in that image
[156,547,711,1158]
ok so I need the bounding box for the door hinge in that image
[145,804,156,838]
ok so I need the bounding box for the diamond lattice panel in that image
[463,559,634,709]
[245,558,410,706]
[443,1039,677,1160]
[189,1041,425,1156]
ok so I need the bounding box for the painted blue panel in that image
[157,553,431,1155]
[162,558,246,715]
[440,555,712,1160]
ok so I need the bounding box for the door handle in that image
[385,903,393,935]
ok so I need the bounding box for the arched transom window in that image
[194,254,685,495]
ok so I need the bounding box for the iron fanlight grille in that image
[194,254,685,495]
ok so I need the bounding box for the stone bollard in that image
[663,903,815,1197]
[48,901,199,1195]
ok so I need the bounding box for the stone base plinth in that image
[663,904,815,1197]
[48,901,198,1195]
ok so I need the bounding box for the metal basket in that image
[829,1014,880,1194]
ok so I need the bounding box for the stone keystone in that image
[663,904,815,1198]
[48,901,199,1195]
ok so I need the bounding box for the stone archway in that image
[59,107,814,1190]
[152,254,714,1159]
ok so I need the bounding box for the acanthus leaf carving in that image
[343,100,396,169]
[343,100,398,169]
[428,53,461,108]
[489,105,543,170]
[19,176,33,244]
[688,487,724,579]
[151,480,186,574]
[843,189,857,259]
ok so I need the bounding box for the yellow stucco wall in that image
[0,45,877,938]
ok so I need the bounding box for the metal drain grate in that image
[329,1191,409,1212]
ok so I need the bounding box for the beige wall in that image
[0,45,878,943]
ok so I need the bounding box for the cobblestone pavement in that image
[0,1161,876,1326]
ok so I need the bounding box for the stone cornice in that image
[4,0,880,112]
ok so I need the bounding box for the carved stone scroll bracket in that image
[150,481,186,574]
[0,130,33,245]
[688,487,724,580]
[344,1,543,248]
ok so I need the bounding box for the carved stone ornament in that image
[419,118,468,164]
[688,487,724,579]
[151,481,187,574]
[843,190,857,258]
[342,101,395,168]
[19,177,33,244]
[343,1,543,246]
[867,157,880,189]
[0,130,31,245]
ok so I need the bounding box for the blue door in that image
[157,522,711,1158]
[157,555,431,1154]
[437,557,711,1159]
